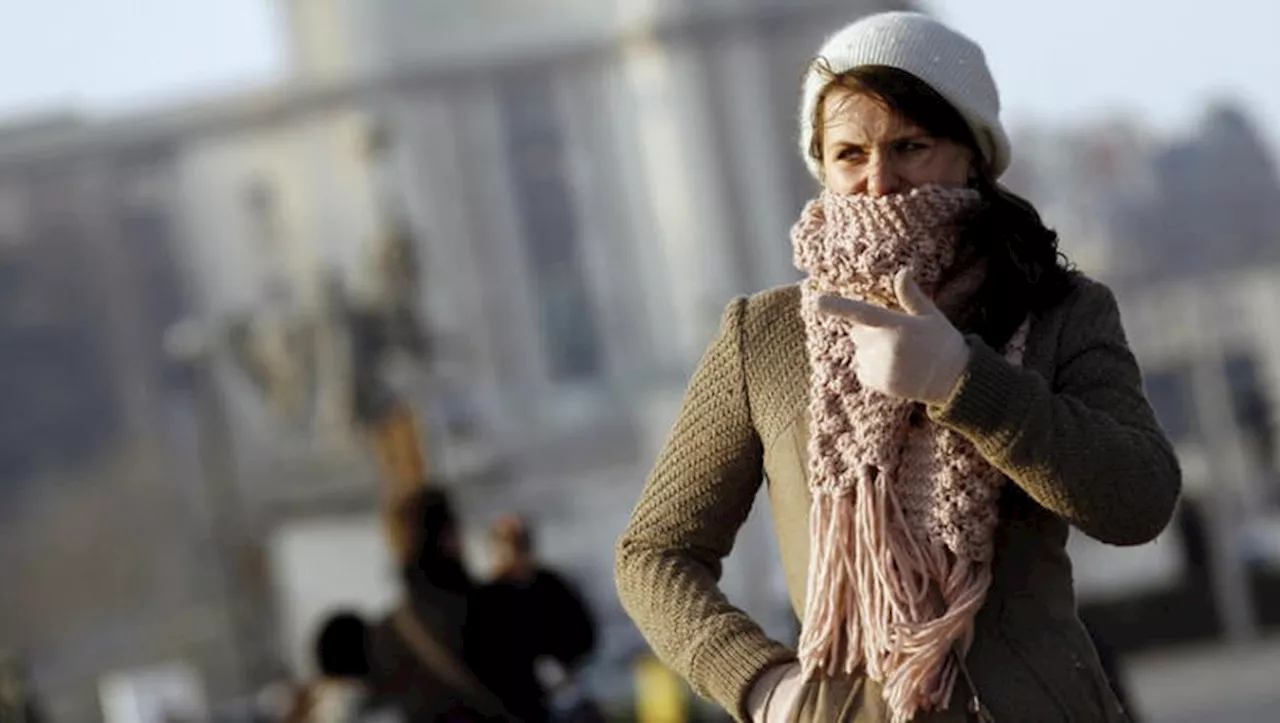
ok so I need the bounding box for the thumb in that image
[746,664,790,722]
[767,663,807,721]
[894,267,938,316]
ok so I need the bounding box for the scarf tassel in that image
[798,467,994,723]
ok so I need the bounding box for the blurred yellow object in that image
[370,402,427,496]
[369,401,430,559]
[634,655,687,723]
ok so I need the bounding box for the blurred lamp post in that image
[163,319,258,699]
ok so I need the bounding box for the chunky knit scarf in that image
[791,185,1030,722]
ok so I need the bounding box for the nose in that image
[864,152,900,197]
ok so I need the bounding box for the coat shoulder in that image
[736,284,808,437]
[740,283,803,336]
[1050,272,1120,319]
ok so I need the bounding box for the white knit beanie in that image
[799,11,1011,180]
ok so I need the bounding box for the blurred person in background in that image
[0,654,44,723]
[615,11,1180,723]
[283,612,401,723]
[471,515,599,723]
[366,488,513,722]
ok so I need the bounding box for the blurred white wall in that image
[265,514,400,676]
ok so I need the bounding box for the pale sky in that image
[0,0,1276,152]
[926,0,1280,150]
[0,0,283,117]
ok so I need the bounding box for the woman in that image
[614,11,1179,723]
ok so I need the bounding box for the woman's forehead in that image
[823,89,922,141]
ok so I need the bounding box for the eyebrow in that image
[829,132,932,148]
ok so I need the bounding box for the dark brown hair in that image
[808,60,1076,349]
[400,487,472,593]
[315,611,371,678]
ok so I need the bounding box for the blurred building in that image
[0,115,248,722]
[1004,119,1160,282]
[1119,103,1280,284]
[1012,102,1280,288]
[0,84,412,721]
[270,0,914,692]
[1,1,930,717]
[279,0,910,411]
[1121,272,1280,508]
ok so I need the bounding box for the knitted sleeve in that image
[614,298,795,720]
[929,279,1181,545]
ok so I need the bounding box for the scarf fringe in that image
[799,477,993,723]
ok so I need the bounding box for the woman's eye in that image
[837,147,864,161]
[898,140,929,153]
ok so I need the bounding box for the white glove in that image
[746,662,805,723]
[818,268,971,405]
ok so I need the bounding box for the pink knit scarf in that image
[791,186,1029,722]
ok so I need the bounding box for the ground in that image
[1126,635,1280,723]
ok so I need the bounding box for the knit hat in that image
[799,12,1011,180]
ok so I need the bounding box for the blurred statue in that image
[221,173,320,433]
[347,119,431,427]
[224,118,431,440]
[226,312,317,429]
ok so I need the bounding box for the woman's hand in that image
[746,662,805,723]
[819,268,970,405]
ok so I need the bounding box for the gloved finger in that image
[893,267,940,317]
[819,294,910,328]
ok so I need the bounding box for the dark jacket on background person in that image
[468,569,598,723]
[367,490,517,723]
[367,579,479,722]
